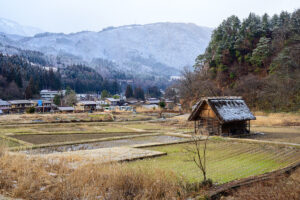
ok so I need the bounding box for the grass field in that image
[130,140,300,184]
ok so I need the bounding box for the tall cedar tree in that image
[24,77,35,99]
[125,85,134,98]
[134,87,145,100]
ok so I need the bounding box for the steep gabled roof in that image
[188,96,256,123]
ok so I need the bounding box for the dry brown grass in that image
[0,146,186,200]
[135,107,162,113]
[222,168,300,200]
[252,112,300,126]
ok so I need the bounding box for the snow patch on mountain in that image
[0,18,43,36]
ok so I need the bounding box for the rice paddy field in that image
[0,138,20,147]
[0,111,299,187]
[131,140,300,184]
[0,112,192,147]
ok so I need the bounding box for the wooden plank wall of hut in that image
[196,102,221,135]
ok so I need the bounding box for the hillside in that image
[0,22,212,79]
[178,9,300,112]
[0,54,120,99]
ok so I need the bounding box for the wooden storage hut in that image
[188,97,256,136]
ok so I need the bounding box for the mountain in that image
[0,22,212,79]
[0,18,43,36]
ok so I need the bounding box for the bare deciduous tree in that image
[186,134,210,184]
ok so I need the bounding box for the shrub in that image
[159,101,166,109]
[26,106,35,114]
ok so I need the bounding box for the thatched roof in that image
[188,96,256,123]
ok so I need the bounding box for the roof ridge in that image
[203,96,242,100]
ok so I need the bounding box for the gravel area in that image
[23,135,186,154]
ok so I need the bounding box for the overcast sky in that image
[0,0,299,33]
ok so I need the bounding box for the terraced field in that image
[0,113,190,147]
[131,140,300,184]
[0,138,20,147]
[1,112,299,187]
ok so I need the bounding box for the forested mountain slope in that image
[0,22,212,79]
[0,54,120,99]
[179,9,300,111]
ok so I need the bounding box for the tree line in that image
[125,85,162,100]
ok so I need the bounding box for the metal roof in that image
[77,101,97,105]
[58,107,74,111]
[0,99,10,106]
[106,98,120,102]
[8,100,33,104]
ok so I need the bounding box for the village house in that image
[96,100,108,106]
[8,100,35,113]
[76,94,87,101]
[146,98,160,104]
[126,98,139,105]
[105,98,120,106]
[40,90,59,100]
[31,100,52,112]
[75,101,97,112]
[0,99,11,114]
[188,96,256,136]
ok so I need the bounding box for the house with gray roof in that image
[8,100,34,113]
[188,96,256,136]
[0,99,11,114]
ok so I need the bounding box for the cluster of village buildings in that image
[0,90,179,114]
